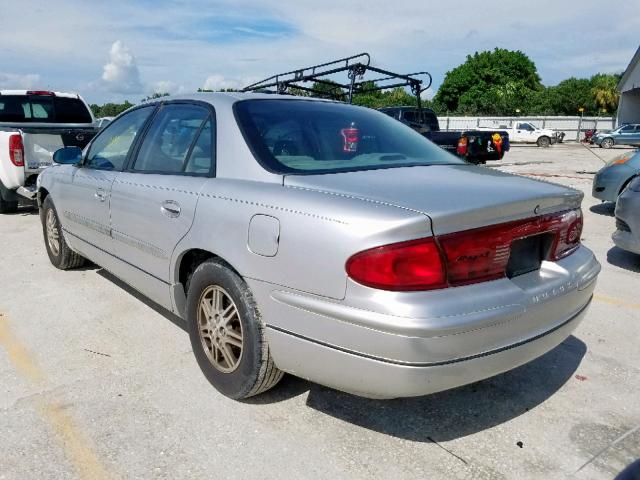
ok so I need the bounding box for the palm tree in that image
[591,74,621,113]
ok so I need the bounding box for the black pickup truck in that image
[379,106,509,164]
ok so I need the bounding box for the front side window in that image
[234,99,462,175]
[619,125,634,133]
[85,106,154,170]
[517,123,535,131]
[132,104,210,174]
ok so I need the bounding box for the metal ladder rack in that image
[241,53,432,110]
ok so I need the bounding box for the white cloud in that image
[202,74,243,91]
[150,80,186,95]
[100,40,143,93]
[0,73,42,89]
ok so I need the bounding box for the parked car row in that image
[592,148,640,256]
[32,92,600,401]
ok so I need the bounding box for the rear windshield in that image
[0,95,93,123]
[234,99,462,174]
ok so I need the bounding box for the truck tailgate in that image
[21,127,96,173]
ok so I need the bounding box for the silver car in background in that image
[592,149,640,202]
[38,93,600,400]
[613,175,640,255]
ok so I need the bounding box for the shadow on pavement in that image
[6,203,39,216]
[253,336,586,442]
[96,269,187,333]
[590,202,615,217]
[607,247,640,273]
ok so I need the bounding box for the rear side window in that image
[0,95,92,123]
[132,104,211,174]
[85,106,154,170]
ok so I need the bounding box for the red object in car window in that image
[341,123,359,152]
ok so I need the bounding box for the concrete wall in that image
[437,116,616,141]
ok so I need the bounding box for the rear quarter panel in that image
[172,178,432,300]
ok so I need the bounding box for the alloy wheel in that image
[46,209,60,257]
[197,285,243,373]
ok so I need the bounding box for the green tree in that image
[89,101,135,118]
[590,73,621,113]
[434,48,542,114]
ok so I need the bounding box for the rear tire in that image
[186,259,283,399]
[537,136,551,148]
[41,196,86,270]
[0,196,18,214]
[601,137,614,149]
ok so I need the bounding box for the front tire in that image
[41,196,86,270]
[601,137,614,149]
[537,136,551,148]
[186,260,283,399]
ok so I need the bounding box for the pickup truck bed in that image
[379,107,509,164]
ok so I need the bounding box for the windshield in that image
[0,95,93,123]
[234,99,463,174]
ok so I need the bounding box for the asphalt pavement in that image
[1,142,638,479]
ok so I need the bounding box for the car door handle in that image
[161,200,181,218]
[95,188,107,202]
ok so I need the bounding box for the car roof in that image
[149,91,336,109]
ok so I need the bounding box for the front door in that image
[59,106,156,251]
[109,102,215,302]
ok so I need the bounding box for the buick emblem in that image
[75,133,85,141]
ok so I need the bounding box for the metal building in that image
[617,45,640,125]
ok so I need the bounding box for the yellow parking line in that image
[594,294,640,310]
[0,313,114,480]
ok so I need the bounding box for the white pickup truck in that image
[479,121,561,147]
[0,90,98,213]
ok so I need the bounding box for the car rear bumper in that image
[265,298,590,398]
[249,246,600,398]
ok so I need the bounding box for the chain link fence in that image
[437,116,616,141]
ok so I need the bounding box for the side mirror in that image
[53,146,82,165]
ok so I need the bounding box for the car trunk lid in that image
[284,164,582,235]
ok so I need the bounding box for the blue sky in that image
[0,0,638,104]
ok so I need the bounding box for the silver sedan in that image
[38,93,600,399]
[613,175,640,255]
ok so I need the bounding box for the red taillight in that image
[456,136,468,156]
[346,237,446,291]
[9,134,24,167]
[26,90,55,96]
[346,209,583,291]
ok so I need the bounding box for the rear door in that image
[59,106,156,252]
[109,102,214,284]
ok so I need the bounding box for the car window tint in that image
[184,118,214,174]
[133,104,208,173]
[620,125,634,133]
[235,99,463,174]
[85,106,154,170]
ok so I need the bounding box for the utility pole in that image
[577,107,584,142]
